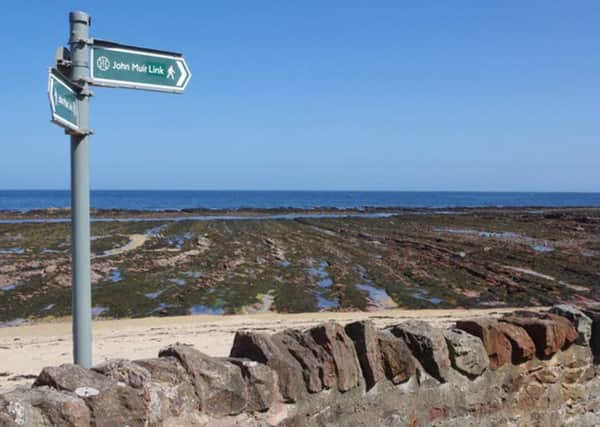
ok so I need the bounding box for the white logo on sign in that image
[96,56,111,72]
[167,65,175,80]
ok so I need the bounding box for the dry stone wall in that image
[1,304,599,426]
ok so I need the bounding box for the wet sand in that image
[0,307,545,393]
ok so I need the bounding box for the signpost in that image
[48,11,191,368]
[90,41,191,93]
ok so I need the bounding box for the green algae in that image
[0,208,599,322]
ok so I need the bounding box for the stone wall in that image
[1,304,599,426]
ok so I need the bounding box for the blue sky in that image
[1,1,598,191]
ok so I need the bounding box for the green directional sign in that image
[90,40,191,93]
[48,68,82,133]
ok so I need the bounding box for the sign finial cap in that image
[69,11,91,26]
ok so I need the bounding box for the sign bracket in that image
[65,128,94,136]
[70,37,94,46]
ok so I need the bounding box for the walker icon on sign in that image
[167,65,175,80]
[89,39,191,93]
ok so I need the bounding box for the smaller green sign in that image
[48,68,81,133]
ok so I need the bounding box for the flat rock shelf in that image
[0,207,599,323]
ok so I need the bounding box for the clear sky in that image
[1,1,598,191]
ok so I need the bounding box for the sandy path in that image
[504,266,590,292]
[95,234,148,258]
[0,307,545,393]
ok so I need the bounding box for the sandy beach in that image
[0,307,545,393]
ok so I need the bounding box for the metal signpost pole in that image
[69,11,92,368]
[48,10,190,368]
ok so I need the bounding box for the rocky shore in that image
[1,207,599,324]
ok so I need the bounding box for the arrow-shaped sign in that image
[48,68,83,133]
[89,40,191,93]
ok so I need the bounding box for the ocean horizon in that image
[1,190,600,211]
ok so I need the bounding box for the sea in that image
[1,190,600,211]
